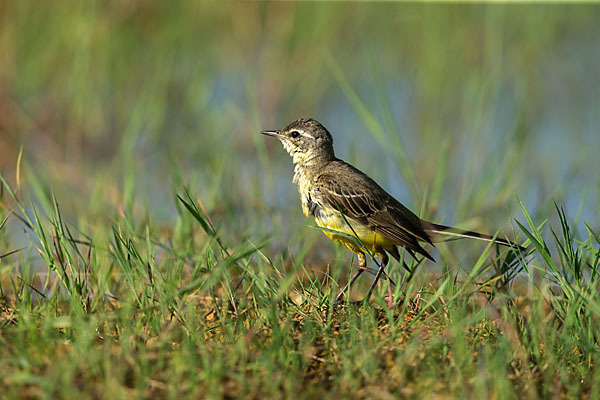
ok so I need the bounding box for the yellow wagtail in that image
[262,118,524,303]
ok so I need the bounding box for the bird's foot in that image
[334,293,364,308]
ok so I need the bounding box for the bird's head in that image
[261,118,335,165]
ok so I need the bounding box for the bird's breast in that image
[300,187,323,219]
[295,167,320,218]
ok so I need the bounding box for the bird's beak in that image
[261,130,281,138]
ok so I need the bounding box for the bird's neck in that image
[292,154,333,184]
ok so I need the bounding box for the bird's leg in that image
[362,267,396,286]
[335,252,367,304]
[363,249,389,304]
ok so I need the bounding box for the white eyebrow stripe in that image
[295,129,313,139]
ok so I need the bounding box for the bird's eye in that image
[290,130,300,138]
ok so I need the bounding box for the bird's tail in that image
[422,221,526,252]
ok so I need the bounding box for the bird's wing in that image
[314,163,433,259]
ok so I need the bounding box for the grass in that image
[1,2,600,399]
[1,166,599,398]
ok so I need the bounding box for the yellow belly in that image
[313,209,396,254]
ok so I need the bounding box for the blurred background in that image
[1,2,599,264]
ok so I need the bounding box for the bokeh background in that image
[1,2,599,263]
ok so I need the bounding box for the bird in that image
[262,118,525,304]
